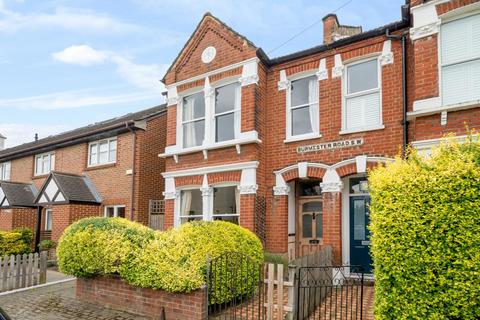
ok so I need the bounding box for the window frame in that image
[88,137,117,167]
[213,82,241,143]
[45,209,53,231]
[0,162,11,181]
[34,152,55,176]
[176,183,240,226]
[438,11,480,107]
[177,78,243,151]
[341,56,384,134]
[104,205,126,218]
[285,72,321,143]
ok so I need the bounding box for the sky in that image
[0,0,405,148]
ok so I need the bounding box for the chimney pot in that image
[34,133,38,141]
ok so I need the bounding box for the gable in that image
[164,14,258,85]
[37,177,66,205]
[0,187,8,207]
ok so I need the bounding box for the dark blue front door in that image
[349,196,372,273]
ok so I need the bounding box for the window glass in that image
[117,206,126,218]
[215,83,237,114]
[292,106,313,136]
[302,214,313,238]
[350,177,369,194]
[213,186,239,224]
[216,113,235,142]
[182,92,205,121]
[89,144,97,165]
[315,214,323,238]
[353,200,366,240]
[109,139,117,162]
[45,209,53,231]
[105,206,126,218]
[298,180,322,196]
[291,76,314,107]
[105,207,115,218]
[347,59,378,94]
[180,189,203,223]
[183,121,205,148]
[0,162,10,181]
[35,153,54,176]
[99,141,109,163]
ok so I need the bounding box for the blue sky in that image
[0,0,405,148]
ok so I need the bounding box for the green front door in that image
[349,196,372,273]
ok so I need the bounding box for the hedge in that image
[369,135,480,319]
[57,217,156,277]
[57,218,263,301]
[123,221,263,302]
[0,228,33,256]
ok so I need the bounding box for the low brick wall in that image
[76,276,207,320]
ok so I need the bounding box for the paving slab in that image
[0,280,150,320]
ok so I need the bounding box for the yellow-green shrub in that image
[57,217,155,277]
[122,221,263,303]
[0,228,32,256]
[369,135,480,319]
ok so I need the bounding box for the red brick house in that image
[159,0,479,273]
[0,105,167,245]
[0,0,478,274]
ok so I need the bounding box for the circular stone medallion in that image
[201,46,216,64]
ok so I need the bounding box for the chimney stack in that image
[0,134,6,151]
[322,14,362,45]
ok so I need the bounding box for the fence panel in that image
[0,251,47,292]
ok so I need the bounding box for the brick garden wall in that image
[76,276,207,320]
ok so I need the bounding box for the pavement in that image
[0,279,150,320]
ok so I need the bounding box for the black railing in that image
[206,252,265,320]
[296,265,364,320]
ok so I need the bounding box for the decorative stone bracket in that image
[380,40,394,66]
[332,54,343,78]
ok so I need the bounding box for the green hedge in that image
[369,136,480,319]
[57,218,263,301]
[0,228,32,256]
[57,217,155,277]
[122,221,263,299]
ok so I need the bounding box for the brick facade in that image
[76,276,206,320]
[0,110,167,243]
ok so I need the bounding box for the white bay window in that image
[343,58,382,133]
[286,75,319,141]
[441,13,480,106]
[0,162,11,181]
[35,152,55,176]
[178,185,239,225]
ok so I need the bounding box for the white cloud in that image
[0,2,139,33]
[0,123,72,148]
[52,45,108,66]
[52,44,167,93]
[0,88,162,110]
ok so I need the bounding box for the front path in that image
[0,280,149,319]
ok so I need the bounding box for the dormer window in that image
[215,82,240,142]
[182,92,206,148]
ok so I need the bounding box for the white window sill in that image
[283,133,323,144]
[159,134,261,158]
[408,99,480,119]
[339,125,385,135]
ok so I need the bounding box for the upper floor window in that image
[343,58,382,133]
[182,92,205,148]
[215,83,241,143]
[287,75,319,140]
[35,152,55,176]
[88,137,117,167]
[0,162,11,181]
[441,13,480,106]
